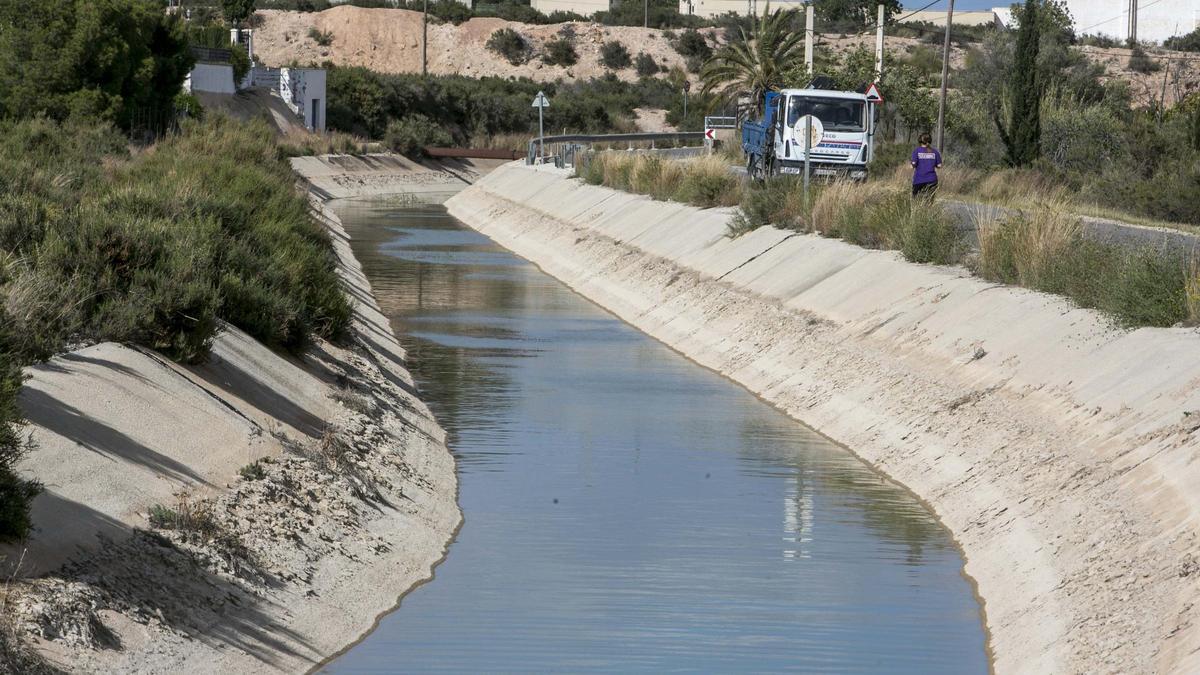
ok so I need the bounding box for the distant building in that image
[902,10,1000,28]
[993,0,1200,44]
[280,68,327,133]
[531,0,610,15]
[678,0,804,20]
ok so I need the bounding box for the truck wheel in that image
[746,155,760,181]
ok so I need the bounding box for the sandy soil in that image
[0,163,471,673]
[253,8,1197,109]
[254,7,701,83]
[447,164,1200,674]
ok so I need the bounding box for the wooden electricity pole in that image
[936,0,954,149]
[422,0,428,77]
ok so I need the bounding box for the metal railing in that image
[704,116,738,129]
[527,132,707,167]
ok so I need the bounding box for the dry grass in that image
[1187,258,1200,325]
[467,133,530,152]
[582,152,742,208]
[975,199,1082,288]
[278,128,367,157]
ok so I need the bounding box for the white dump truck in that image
[741,86,878,181]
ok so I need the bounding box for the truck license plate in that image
[780,167,801,175]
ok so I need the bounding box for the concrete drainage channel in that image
[446,162,1200,674]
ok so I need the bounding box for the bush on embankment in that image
[0,115,351,540]
[580,152,742,208]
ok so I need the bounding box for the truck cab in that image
[744,87,876,181]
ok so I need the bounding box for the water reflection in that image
[325,198,988,673]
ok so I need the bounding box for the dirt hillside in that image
[253,7,700,82]
[253,7,1198,106]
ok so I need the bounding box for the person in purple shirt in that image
[910,132,943,199]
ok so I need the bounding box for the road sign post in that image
[532,91,550,162]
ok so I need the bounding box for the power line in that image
[1075,0,1167,36]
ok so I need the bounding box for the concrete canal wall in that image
[0,160,463,672]
[447,163,1200,674]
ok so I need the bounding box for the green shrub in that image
[542,37,578,66]
[385,114,454,158]
[731,175,811,235]
[308,27,334,46]
[976,207,1190,327]
[0,317,40,544]
[486,28,529,65]
[1128,45,1161,73]
[600,40,632,70]
[673,28,711,61]
[635,52,660,77]
[1165,27,1200,52]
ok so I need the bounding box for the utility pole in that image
[936,0,954,149]
[422,0,428,76]
[805,4,814,77]
[644,0,648,28]
[874,4,884,82]
[1128,0,1138,45]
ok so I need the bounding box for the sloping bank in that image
[0,160,462,672]
[447,163,1200,674]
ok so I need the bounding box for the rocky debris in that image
[5,329,444,666]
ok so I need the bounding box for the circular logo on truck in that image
[792,115,824,149]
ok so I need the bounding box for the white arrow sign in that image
[531,91,550,108]
[704,128,715,140]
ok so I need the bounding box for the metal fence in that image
[527,132,708,167]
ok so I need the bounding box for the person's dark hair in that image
[918,132,933,146]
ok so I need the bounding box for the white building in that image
[280,68,327,133]
[679,0,804,19]
[994,0,1200,45]
[532,0,610,15]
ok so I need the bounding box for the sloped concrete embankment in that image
[292,153,509,201]
[0,186,461,672]
[446,163,1200,674]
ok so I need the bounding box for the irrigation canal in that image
[322,197,989,673]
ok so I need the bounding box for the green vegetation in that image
[222,0,257,26]
[701,7,805,114]
[580,152,742,208]
[0,0,193,132]
[976,206,1195,327]
[1002,0,1043,167]
[0,115,352,538]
[0,315,40,544]
[1164,27,1200,52]
[308,26,334,46]
[635,52,660,77]
[1127,45,1160,73]
[385,113,453,156]
[541,37,578,67]
[487,28,529,65]
[325,67,691,147]
[600,40,632,70]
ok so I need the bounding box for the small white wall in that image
[679,0,804,19]
[530,0,609,15]
[280,67,327,132]
[186,63,236,95]
[903,10,999,27]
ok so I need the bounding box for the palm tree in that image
[700,5,805,116]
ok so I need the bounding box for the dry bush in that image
[976,200,1082,288]
[810,180,890,237]
[1187,257,1200,326]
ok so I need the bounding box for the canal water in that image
[326,197,989,674]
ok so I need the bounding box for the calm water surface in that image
[325,197,988,674]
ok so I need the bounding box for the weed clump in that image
[976,205,1193,327]
[584,152,740,209]
[486,28,528,65]
[600,40,632,70]
[542,38,578,66]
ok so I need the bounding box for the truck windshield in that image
[786,97,865,132]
